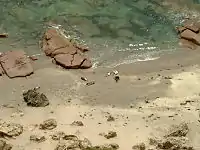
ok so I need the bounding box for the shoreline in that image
[1,42,200,149]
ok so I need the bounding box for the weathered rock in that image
[101,131,117,139]
[0,140,12,150]
[0,50,34,78]
[180,29,200,45]
[156,137,193,150]
[183,20,200,33]
[54,53,92,69]
[132,143,146,150]
[0,121,23,138]
[51,131,66,141]
[179,38,198,50]
[23,88,49,107]
[166,122,189,137]
[71,121,84,126]
[42,29,92,69]
[30,134,46,143]
[55,135,80,150]
[39,119,57,130]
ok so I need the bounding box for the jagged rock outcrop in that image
[41,29,92,69]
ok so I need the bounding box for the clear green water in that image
[0,0,200,67]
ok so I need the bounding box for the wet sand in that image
[1,47,200,149]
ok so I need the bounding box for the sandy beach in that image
[1,46,200,149]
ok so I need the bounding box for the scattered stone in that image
[30,134,46,143]
[23,88,49,107]
[107,115,115,122]
[86,81,95,86]
[0,50,34,78]
[42,29,92,69]
[0,121,23,138]
[81,77,88,81]
[71,121,84,126]
[0,140,12,150]
[51,131,66,141]
[166,122,189,137]
[164,76,172,79]
[132,143,146,150]
[39,119,57,130]
[101,131,117,139]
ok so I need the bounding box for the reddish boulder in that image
[54,53,92,69]
[183,20,200,33]
[42,28,92,69]
[179,38,198,50]
[0,50,34,78]
[180,29,200,45]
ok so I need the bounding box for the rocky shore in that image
[1,20,200,150]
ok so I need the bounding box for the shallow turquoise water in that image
[0,0,200,67]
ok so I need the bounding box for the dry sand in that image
[1,49,200,149]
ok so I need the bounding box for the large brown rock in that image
[0,50,34,78]
[42,29,92,69]
[180,29,200,45]
[179,38,198,50]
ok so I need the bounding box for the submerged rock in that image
[39,119,57,130]
[0,50,34,78]
[0,140,12,150]
[0,121,23,138]
[42,29,92,69]
[23,88,49,107]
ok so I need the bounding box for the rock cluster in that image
[41,28,92,69]
[177,20,200,49]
